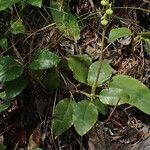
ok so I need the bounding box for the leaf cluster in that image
[0,0,150,145]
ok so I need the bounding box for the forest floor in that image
[0,0,150,150]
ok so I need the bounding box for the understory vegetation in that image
[0,0,150,150]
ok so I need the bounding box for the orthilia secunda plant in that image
[100,0,113,26]
[91,0,114,97]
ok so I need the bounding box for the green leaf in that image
[140,32,150,55]
[50,3,80,41]
[93,98,108,115]
[67,55,92,84]
[108,75,150,115]
[32,148,43,150]
[0,91,6,100]
[0,101,11,113]
[73,100,98,136]
[10,19,25,34]
[29,50,60,70]
[0,0,19,11]
[99,88,129,105]
[143,38,150,55]
[140,31,150,39]
[5,75,27,99]
[40,69,60,90]
[17,1,27,9]
[0,56,24,82]
[87,60,112,86]
[52,99,76,136]
[109,27,132,43]
[27,0,42,7]
[0,38,8,50]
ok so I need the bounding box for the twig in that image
[10,38,24,63]
[106,98,120,123]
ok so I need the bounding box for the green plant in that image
[100,1,113,26]
[0,144,6,150]
[51,1,150,137]
[50,0,80,41]
[139,31,150,55]
[0,0,150,141]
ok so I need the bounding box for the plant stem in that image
[77,90,92,98]
[91,27,106,98]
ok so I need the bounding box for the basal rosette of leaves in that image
[0,0,150,141]
[52,99,98,136]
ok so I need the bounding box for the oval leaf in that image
[67,55,92,84]
[93,98,108,115]
[0,56,24,82]
[29,50,60,70]
[109,75,150,115]
[40,69,60,90]
[73,100,98,136]
[0,92,6,100]
[99,88,129,105]
[0,0,19,11]
[52,99,76,136]
[10,19,25,34]
[109,27,132,43]
[0,101,11,113]
[32,69,60,90]
[0,38,8,50]
[5,75,27,99]
[87,60,112,86]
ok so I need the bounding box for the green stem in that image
[91,27,106,98]
[77,90,92,99]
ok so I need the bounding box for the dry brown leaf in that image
[0,135,4,144]
[28,128,41,150]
